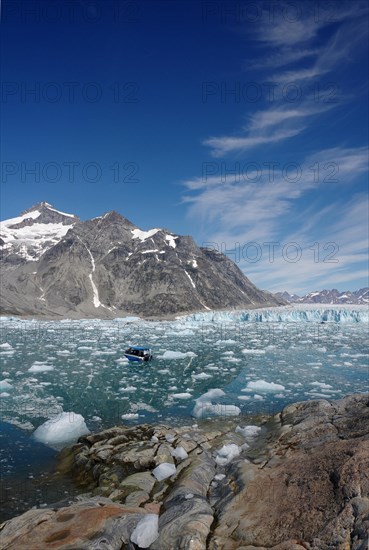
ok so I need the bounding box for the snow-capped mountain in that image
[0,202,283,318]
[0,202,79,261]
[275,288,369,305]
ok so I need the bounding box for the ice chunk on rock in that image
[33,412,90,448]
[152,462,176,481]
[130,514,159,548]
[235,425,262,439]
[216,444,240,466]
[171,446,189,460]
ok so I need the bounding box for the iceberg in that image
[192,389,241,419]
[33,412,90,448]
[0,380,13,390]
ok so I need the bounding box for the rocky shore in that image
[1,393,369,549]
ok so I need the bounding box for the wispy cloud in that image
[183,147,368,292]
[183,2,368,292]
[203,3,368,157]
[203,127,304,157]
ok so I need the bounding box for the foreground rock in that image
[1,393,368,549]
[211,393,369,550]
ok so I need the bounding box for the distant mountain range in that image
[275,289,369,305]
[0,202,282,318]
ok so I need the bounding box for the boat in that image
[124,346,153,362]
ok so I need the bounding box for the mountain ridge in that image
[275,288,369,305]
[0,202,283,319]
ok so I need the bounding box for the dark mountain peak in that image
[21,202,55,215]
[97,210,137,229]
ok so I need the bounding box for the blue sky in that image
[1,0,368,294]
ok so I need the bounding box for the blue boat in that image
[124,346,153,362]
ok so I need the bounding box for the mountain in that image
[0,202,283,318]
[275,288,369,305]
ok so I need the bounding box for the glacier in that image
[180,304,369,324]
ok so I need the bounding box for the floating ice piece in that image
[0,380,13,390]
[242,348,266,355]
[196,389,225,402]
[0,392,10,397]
[152,462,176,481]
[33,412,90,448]
[171,392,192,399]
[171,446,188,460]
[28,363,54,372]
[310,381,333,389]
[246,380,285,392]
[216,444,240,466]
[121,413,139,420]
[130,514,159,548]
[192,372,212,380]
[158,350,197,359]
[0,343,13,350]
[192,388,241,419]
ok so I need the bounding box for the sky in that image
[1,0,368,294]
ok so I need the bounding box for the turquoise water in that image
[1,308,368,431]
[0,306,368,518]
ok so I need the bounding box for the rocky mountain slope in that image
[275,288,369,305]
[0,202,282,318]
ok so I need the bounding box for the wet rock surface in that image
[1,393,368,549]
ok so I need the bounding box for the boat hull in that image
[124,354,152,362]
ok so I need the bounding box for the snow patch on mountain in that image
[131,228,160,241]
